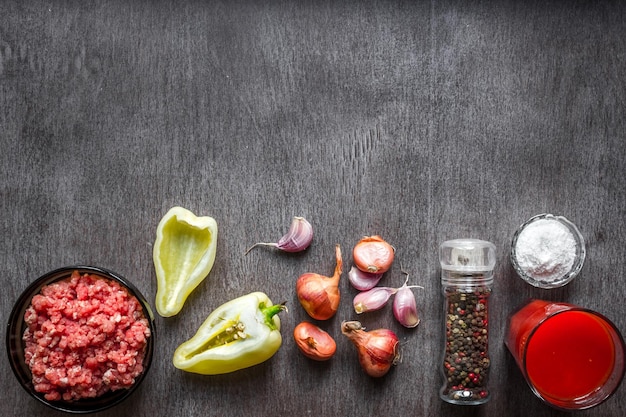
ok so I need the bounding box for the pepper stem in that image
[260,302,287,330]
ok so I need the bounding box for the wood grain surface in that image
[2,1,625,416]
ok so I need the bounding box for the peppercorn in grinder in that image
[439,239,496,405]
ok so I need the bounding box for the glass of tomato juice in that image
[505,299,625,410]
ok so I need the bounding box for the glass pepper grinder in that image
[439,239,496,405]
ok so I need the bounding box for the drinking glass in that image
[505,299,625,410]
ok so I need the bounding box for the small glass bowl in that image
[510,214,586,289]
[6,266,155,414]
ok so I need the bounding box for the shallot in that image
[353,235,395,273]
[296,244,342,320]
[293,322,336,361]
[341,320,400,377]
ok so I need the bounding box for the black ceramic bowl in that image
[6,266,155,414]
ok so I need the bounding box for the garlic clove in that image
[276,216,314,252]
[393,285,420,328]
[245,216,313,255]
[353,287,397,314]
[392,272,423,328]
[348,266,383,291]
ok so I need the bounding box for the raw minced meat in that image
[23,271,151,402]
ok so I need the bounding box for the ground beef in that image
[23,271,151,402]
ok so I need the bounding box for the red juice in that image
[525,310,614,400]
[505,299,625,410]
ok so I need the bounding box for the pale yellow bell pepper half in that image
[153,206,218,317]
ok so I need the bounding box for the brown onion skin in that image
[341,320,400,377]
[296,244,342,320]
[293,322,336,361]
[352,235,395,274]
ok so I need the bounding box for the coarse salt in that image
[514,218,577,283]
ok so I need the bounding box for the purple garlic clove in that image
[245,216,313,255]
[353,287,398,314]
[393,279,422,328]
[348,266,383,291]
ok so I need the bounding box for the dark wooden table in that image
[2,1,625,416]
